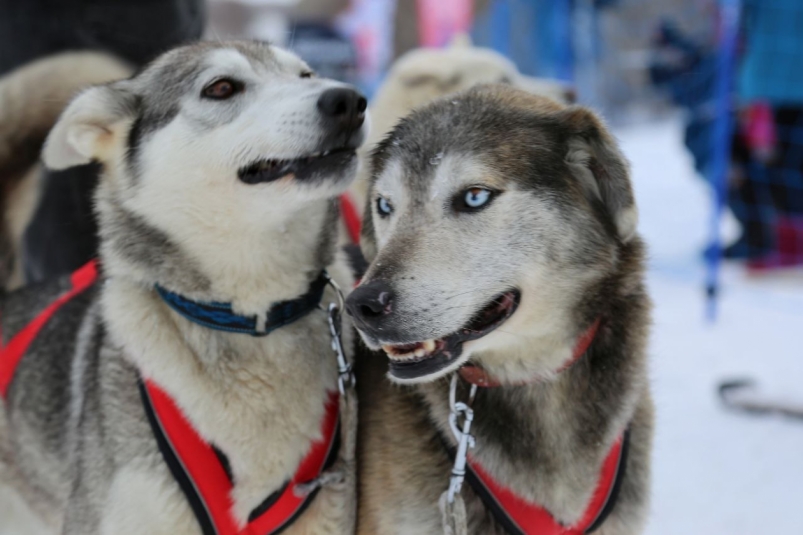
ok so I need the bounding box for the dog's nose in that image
[317,87,367,131]
[345,280,394,327]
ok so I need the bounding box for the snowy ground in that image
[617,119,803,535]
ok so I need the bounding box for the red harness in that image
[463,432,627,535]
[339,193,362,244]
[451,319,628,535]
[3,197,625,534]
[0,260,341,535]
[0,260,98,398]
[140,380,340,535]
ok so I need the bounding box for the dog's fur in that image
[347,36,574,214]
[0,41,365,534]
[351,86,653,534]
[0,51,133,289]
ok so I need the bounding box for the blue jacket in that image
[739,0,803,104]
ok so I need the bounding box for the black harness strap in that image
[585,429,630,533]
[139,379,218,535]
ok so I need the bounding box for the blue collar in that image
[155,271,329,336]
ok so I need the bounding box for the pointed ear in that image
[560,106,638,242]
[43,83,137,170]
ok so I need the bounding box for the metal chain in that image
[446,374,478,504]
[323,273,355,394]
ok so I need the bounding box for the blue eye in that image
[377,196,394,217]
[457,187,494,212]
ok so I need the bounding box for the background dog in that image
[1,41,365,534]
[347,35,575,216]
[348,85,653,534]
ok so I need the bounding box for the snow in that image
[617,119,803,535]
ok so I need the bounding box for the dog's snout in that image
[317,87,367,131]
[346,281,394,327]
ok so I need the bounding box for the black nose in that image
[317,87,367,131]
[345,280,394,327]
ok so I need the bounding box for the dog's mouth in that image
[381,290,520,381]
[238,147,356,185]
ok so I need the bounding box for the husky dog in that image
[347,86,652,534]
[0,41,366,534]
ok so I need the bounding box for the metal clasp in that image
[446,374,478,504]
[323,274,355,395]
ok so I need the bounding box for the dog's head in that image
[43,41,367,303]
[45,40,368,205]
[347,85,638,384]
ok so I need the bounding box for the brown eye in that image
[202,79,242,100]
[300,71,314,79]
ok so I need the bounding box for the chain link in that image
[446,374,478,504]
[323,274,355,395]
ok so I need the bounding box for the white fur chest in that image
[101,274,351,526]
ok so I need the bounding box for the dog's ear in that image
[560,106,638,242]
[359,182,378,263]
[43,83,137,170]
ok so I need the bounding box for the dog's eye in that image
[376,196,394,217]
[300,71,314,79]
[202,78,242,100]
[455,187,495,212]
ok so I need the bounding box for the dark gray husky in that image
[348,85,653,535]
[0,41,366,534]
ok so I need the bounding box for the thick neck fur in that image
[95,177,348,525]
[417,238,650,526]
[96,177,340,314]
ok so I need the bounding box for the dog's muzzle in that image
[346,281,521,382]
[238,87,367,185]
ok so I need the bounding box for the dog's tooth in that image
[414,348,425,358]
[382,345,416,360]
[422,340,436,353]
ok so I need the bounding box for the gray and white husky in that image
[348,85,653,535]
[0,41,366,534]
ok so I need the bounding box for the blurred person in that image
[647,17,792,264]
[649,21,718,186]
[0,0,205,284]
[732,0,803,268]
